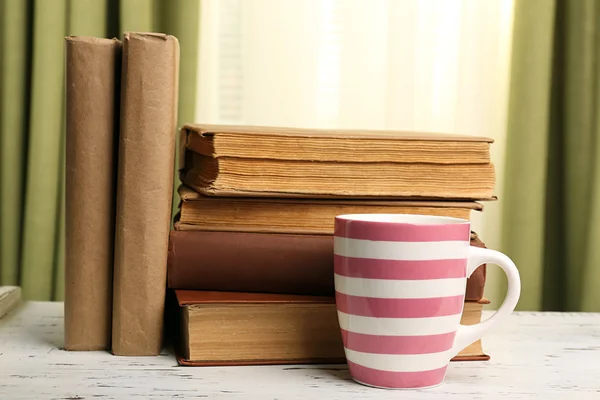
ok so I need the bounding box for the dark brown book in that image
[179,124,496,200]
[176,185,483,235]
[167,230,486,300]
[173,290,489,366]
[167,230,334,295]
[468,231,487,301]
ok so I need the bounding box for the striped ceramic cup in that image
[334,214,521,389]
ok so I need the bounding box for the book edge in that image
[182,124,495,143]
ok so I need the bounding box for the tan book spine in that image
[112,32,179,356]
[65,37,121,350]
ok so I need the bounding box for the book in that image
[167,230,334,295]
[173,290,489,366]
[167,230,486,300]
[180,124,493,163]
[179,124,495,200]
[174,290,344,365]
[64,36,121,351]
[0,286,22,319]
[468,231,487,302]
[176,185,483,235]
[112,32,180,356]
[455,297,491,361]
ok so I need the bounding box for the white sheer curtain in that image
[196,0,515,305]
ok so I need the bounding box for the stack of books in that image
[168,124,494,366]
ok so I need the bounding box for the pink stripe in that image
[334,255,466,280]
[341,330,456,355]
[336,293,465,318]
[347,361,447,389]
[334,218,470,242]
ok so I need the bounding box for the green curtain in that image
[0,0,200,300]
[0,0,30,289]
[502,0,600,311]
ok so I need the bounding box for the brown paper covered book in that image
[179,124,495,200]
[167,230,486,301]
[65,36,121,351]
[112,32,179,356]
[176,185,483,234]
[173,290,489,366]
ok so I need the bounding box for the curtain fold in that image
[0,0,31,286]
[20,0,68,300]
[68,0,108,34]
[158,0,201,217]
[502,0,600,311]
[561,0,600,311]
[120,0,156,32]
[501,0,556,311]
[0,0,200,300]
[560,0,600,311]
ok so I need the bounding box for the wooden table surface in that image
[1,302,599,399]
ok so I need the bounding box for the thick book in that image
[112,32,180,356]
[65,36,121,351]
[173,290,489,366]
[176,185,483,235]
[167,230,486,301]
[180,124,493,163]
[179,124,495,200]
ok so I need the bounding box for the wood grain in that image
[1,302,599,399]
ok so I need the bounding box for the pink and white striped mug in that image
[334,214,521,389]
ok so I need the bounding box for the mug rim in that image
[335,213,470,226]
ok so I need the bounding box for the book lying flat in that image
[167,230,487,301]
[180,124,493,164]
[176,185,483,235]
[173,290,489,366]
[179,124,496,200]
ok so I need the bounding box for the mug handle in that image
[451,246,521,357]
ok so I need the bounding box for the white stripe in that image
[337,311,461,336]
[345,349,452,372]
[334,237,468,260]
[334,274,466,299]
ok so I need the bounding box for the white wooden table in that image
[1,302,599,399]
